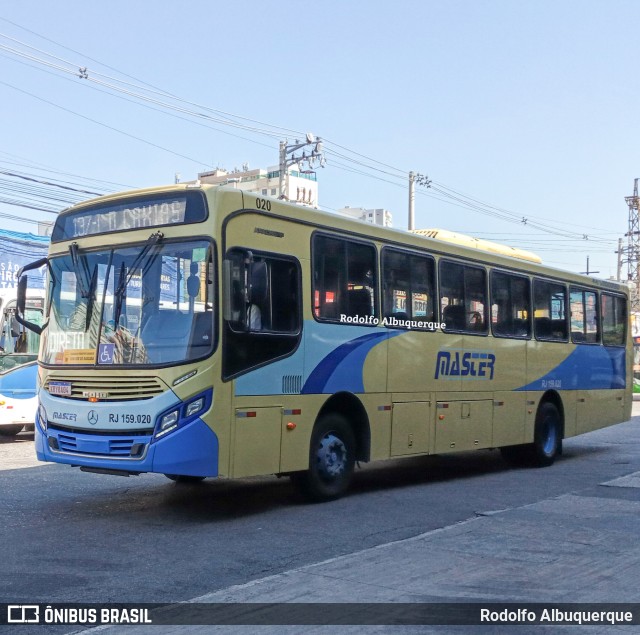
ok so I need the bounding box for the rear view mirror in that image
[16,257,50,336]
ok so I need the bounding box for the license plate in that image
[48,381,72,396]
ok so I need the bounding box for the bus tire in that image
[0,425,23,437]
[293,413,356,502]
[531,402,562,467]
[164,474,206,483]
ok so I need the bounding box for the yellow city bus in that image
[17,184,631,500]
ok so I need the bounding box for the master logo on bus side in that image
[435,349,496,380]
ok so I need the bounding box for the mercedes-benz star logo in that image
[88,410,99,425]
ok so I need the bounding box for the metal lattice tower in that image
[625,178,640,311]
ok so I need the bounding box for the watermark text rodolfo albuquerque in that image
[340,314,445,330]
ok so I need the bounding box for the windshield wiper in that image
[112,261,126,330]
[69,242,92,298]
[84,267,98,331]
[68,242,99,331]
[113,231,164,328]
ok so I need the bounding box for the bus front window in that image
[41,239,215,366]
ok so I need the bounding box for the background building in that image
[196,166,318,207]
[338,207,393,227]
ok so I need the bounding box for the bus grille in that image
[44,376,165,401]
[55,431,147,457]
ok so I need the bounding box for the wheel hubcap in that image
[542,421,557,455]
[316,433,347,479]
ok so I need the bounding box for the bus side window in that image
[602,293,627,346]
[313,234,377,323]
[490,271,530,338]
[223,250,302,379]
[440,260,487,334]
[570,288,599,344]
[534,279,568,341]
[382,248,435,327]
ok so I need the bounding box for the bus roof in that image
[55,183,628,295]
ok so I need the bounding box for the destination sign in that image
[52,192,208,242]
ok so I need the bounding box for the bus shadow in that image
[349,443,611,494]
[56,444,612,523]
[192,443,610,513]
[149,451,511,518]
[149,450,532,518]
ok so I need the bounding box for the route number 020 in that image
[256,198,272,211]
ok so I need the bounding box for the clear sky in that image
[1,0,638,277]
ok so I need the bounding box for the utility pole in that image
[617,237,623,281]
[625,178,640,311]
[580,256,599,276]
[278,134,325,201]
[408,171,431,230]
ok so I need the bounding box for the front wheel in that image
[292,413,356,502]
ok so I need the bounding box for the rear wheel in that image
[531,402,562,467]
[292,413,356,502]
[0,425,23,437]
[501,402,562,467]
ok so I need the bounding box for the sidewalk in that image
[78,463,640,634]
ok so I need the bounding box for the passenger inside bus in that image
[248,260,268,330]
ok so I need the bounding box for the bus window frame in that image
[601,291,628,348]
[311,231,379,326]
[221,246,303,381]
[439,258,489,336]
[533,277,569,343]
[380,245,437,328]
[224,246,303,337]
[39,235,218,369]
[489,268,532,340]
[569,286,600,345]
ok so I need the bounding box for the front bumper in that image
[35,415,219,477]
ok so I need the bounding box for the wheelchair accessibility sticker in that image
[98,343,115,364]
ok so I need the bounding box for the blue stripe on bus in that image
[301,331,399,394]
[516,346,626,391]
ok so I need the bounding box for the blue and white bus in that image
[0,288,44,436]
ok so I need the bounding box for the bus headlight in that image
[185,397,204,418]
[155,409,179,438]
[152,390,212,442]
[37,403,47,432]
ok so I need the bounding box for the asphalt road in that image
[2,405,640,633]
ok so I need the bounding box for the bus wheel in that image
[0,425,23,437]
[531,402,562,467]
[164,474,206,483]
[293,413,356,502]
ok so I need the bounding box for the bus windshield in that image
[41,238,215,366]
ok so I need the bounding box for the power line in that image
[0,79,211,167]
[0,20,623,252]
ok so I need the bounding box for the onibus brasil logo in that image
[435,349,496,380]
